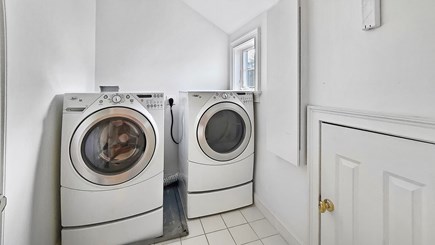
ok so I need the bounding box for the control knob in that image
[112,95,122,103]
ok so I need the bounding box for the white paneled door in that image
[320,123,435,245]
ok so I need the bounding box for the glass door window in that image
[70,107,156,185]
[82,117,146,175]
[197,102,251,162]
[205,110,245,154]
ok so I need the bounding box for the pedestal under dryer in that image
[178,91,255,218]
[60,92,164,245]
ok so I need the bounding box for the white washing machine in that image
[60,92,164,245]
[178,91,255,218]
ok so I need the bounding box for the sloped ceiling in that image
[181,0,280,34]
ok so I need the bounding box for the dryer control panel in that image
[235,92,254,104]
[209,92,253,103]
[210,92,237,100]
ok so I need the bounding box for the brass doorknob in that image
[319,199,334,213]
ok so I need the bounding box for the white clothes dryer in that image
[60,92,164,245]
[178,91,255,218]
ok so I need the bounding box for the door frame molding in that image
[0,0,6,244]
[307,106,435,245]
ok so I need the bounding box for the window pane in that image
[247,49,255,69]
[242,48,255,89]
[247,70,255,88]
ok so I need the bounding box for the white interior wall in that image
[235,0,435,244]
[308,0,435,118]
[231,0,307,244]
[304,0,435,241]
[4,0,96,244]
[255,0,435,244]
[95,0,229,177]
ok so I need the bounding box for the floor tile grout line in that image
[247,220,261,239]
[239,206,264,223]
[239,207,249,221]
[198,218,209,245]
[201,214,227,234]
[239,239,262,245]
[227,221,254,230]
[260,233,282,241]
[260,233,281,241]
[221,213,230,228]
[181,219,206,242]
[203,232,211,245]
[242,207,262,241]
[248,218,280,240]
[204,227,228,235]
[224,222,238,245]
[224,218,248,229]
[218,214,226,233]
[229,222,260,244]
[221,210,248,229]
[246,220,260,242]
[241,207,286,244]
[198,218,206,234]
[201,214,237,245]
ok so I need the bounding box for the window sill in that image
[253,91,262,103]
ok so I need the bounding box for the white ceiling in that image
[181,0,280,34]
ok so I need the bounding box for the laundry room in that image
[2,0,435,244]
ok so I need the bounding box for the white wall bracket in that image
[362,0,381,30]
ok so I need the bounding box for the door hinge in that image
[0,195,6,212]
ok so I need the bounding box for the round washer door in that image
[70,107,156,185]
[197,102,251,162]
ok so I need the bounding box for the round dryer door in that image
[70,107,156,185]
[197,102,251,161]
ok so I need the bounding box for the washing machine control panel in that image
[99,93,129,105]
[96,93,164,110]
[64,93,165,112]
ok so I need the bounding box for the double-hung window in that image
[230,28,260,92]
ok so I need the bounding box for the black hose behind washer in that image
[168,98,179,144]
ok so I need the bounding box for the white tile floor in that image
[154,205,289,245]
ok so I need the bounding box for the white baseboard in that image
[254,194,303,245]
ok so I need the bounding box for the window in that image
[231,28,260,92]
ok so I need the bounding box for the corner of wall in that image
[254,194,303,245]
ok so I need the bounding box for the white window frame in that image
[230,28,260,92]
